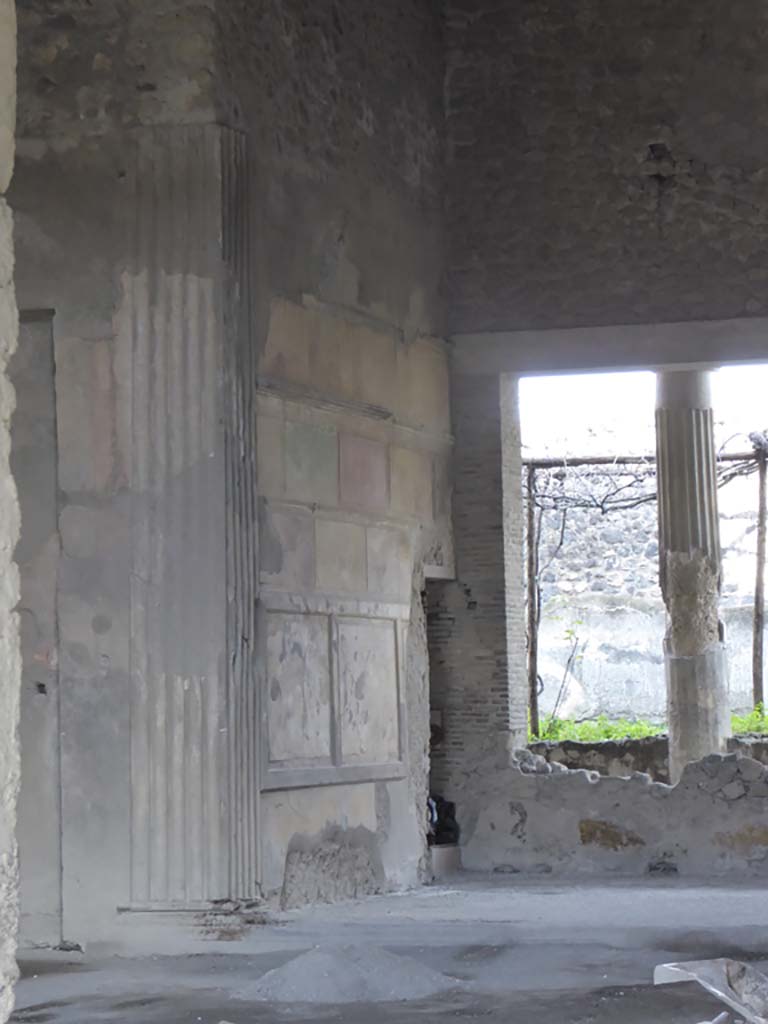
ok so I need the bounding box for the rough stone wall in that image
[531,734,768,784]
[460,750,768,878]
[17,0,217,136]
[0,0,20,1016]
[428,373,525,799]
[445,0,768,333]
[215,0,445,346]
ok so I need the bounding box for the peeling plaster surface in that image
[0,0,20,1016]
[11,0,451,935]
[458,751,768,879]
[664,551,721,656]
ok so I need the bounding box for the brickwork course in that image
[428,374,526,797]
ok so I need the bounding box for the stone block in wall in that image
[338,618,400,763]
[261,299,312,388]
[260,503,315,590]
[261,299,398,414]
[390,446,433,521]
[366,526,412,602]
[340,434,388,511]
[323,318,396,413]
[396,339,450,436]
[257,414,284,498]
[285,420,338,506]
[266,612,331,765]
[315,519,366,594]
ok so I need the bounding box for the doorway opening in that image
[424,579,460,856]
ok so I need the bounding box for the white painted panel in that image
[338,618,399,764]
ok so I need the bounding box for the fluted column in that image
[656,370,729,783]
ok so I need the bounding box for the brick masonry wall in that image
[428,372,526,797]
[445,0,768,333]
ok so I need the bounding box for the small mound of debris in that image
[233,945,461,1004]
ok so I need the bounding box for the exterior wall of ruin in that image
[0,0,20,1017]
[445,0,768,334]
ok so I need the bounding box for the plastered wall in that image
[0,0,20,1016]
[257,298,452,904]
[460,750,768,879]
[11,0,451,938]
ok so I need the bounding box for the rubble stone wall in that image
[460,751,768,878]
[530,734,768,785]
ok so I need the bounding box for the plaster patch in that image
[714,826,768,855]
[579,819,646,852]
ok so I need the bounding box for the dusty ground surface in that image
[12,877,768,1023]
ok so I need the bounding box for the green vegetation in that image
[531,705,768,743]
[530,715,661,743]
[732,704,768,735]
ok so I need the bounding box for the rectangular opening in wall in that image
[424,580,459,854]
[519,365,768,769]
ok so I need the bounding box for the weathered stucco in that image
[257,297,452,904]
[215,0,449,904]
[11,0,451,939]
[0,0,20,1016]
[460,750,768,878]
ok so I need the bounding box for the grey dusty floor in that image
[12,876,768,1023]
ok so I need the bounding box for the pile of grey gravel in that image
[232,944,461,1004]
